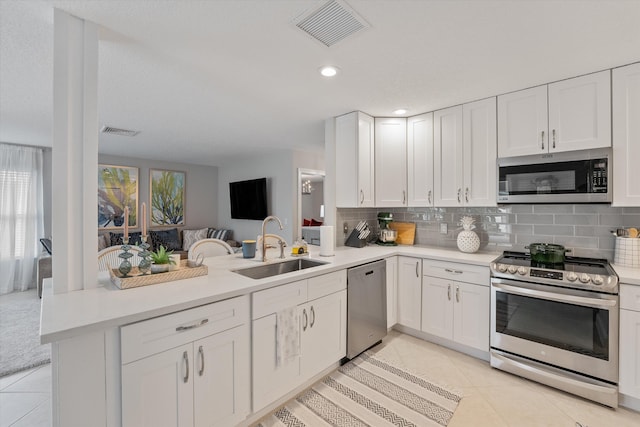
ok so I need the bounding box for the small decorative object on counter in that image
[457,216,480,253]
[150,245,175,274]
[118,237,133,277]
[138,235,152,274]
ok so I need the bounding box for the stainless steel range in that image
[489,251,619,407]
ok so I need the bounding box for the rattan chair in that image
[97,245,144,272]
[188,238,233,260]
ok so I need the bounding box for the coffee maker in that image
[376,212,397,246]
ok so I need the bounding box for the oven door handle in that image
[492,281,617,309]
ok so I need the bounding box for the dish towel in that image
[276,306,300,367]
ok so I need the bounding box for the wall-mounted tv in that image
[229,177,268,220]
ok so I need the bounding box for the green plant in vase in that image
[150,245,175,273]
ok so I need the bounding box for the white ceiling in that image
[1,0,639,167]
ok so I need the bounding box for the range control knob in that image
[507,265,518,274]
[498,264,508,273]
[517,266,528,276]
[592,275,604,285]
[579,273,591,284]
[566,272,578,282]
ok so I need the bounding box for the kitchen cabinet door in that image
[407,113,434,206]
[122,344,194,427]
[613,62,640,206]
[497,85,548,157]
[397,256,422,330]
[452,282,490,351]
[386,256,398,328]
[434,106,464,206]
[463,97,497,207]
[421,275,454,340]
[335,111,375,207]
[193,327,250,427]
[548,70,611,153]
[301,290,347,379]
[619,309,640,399]
[375,117,407,207]
[252,313,303,412]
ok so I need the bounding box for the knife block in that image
[345,229,367,248]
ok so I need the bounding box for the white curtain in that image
[0,144,44,294]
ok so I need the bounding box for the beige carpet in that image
[0,289,50,377]
[257,351,461,427]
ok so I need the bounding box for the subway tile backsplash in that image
[336,205,640,261]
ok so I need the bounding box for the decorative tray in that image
[109,260,208,290]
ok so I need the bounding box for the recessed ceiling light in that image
[320,66,339,77]
[393,109,407,115]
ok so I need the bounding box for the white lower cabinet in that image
[620,284,640,399]
[421,260,490,352]
[397,256,422,330]
[120,296,250,427]
[252,271,347,412]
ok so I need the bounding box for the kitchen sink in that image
[232,258,327,279]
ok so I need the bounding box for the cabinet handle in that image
[552,129,556,149]
[183,351,189,383]
[360,189,364,204]
[457,188,461,203]
[465,187,469,203]
[198,345,205,377]
[456,286,460,303]
[310,306,315,328]
[302,308,308,331]
[541,131,545,150]
[415,262,419,278]
[447,284,451,301]
[428,190,432,205]
[445,268,463,275]
[402,190,406,204]
[176,318,209,332]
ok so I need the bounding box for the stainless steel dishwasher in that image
[345,259,387,361]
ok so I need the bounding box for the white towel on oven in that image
[276,306,300,367]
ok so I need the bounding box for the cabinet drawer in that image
[121,295,249,364]
[621,284,640,312]
[252,279,307,319]
[423,259,489,286]
[308,270,347,301]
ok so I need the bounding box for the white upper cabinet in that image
[498,71,611,157]
[434,106,464,206]
[375,117,407,207]
[407,113,434,207]
[613,62,640,206]
[434,99,496,207]
[463,97,497,207]
[335,111,375,207]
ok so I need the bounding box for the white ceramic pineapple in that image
[457,216,480,253]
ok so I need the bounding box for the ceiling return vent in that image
[100,126,140,137]
[294,0,369,47]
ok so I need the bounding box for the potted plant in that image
[150,245,176,273]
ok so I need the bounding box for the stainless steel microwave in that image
[497,147,612,204]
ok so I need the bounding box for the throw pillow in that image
[110,231,143,247]
[149,228,182,251]
[182,228,208,251]
[310,219,323,226]
[303,218,311,226]
[209,228,231,242]
[40,238,52,255]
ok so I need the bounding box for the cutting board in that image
[390,222,416,245]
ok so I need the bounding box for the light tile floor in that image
[1,331,639,426]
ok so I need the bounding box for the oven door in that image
[490,278,618,384]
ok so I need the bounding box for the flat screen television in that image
[229,177,268,220]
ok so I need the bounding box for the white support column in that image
[324,117,336,230]
[52,9,99,293]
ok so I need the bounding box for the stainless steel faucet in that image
[261,215,284,262]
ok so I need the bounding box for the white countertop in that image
[612,263,640,286]
[40,244,499,344]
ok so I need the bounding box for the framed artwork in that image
[98,164,138,229]
[150,169,185,226]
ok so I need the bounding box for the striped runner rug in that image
[256,351,462,427]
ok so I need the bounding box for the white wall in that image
[98,154,218,230]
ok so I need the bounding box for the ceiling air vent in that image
[294,0,369,47]
[100,126,139,137]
